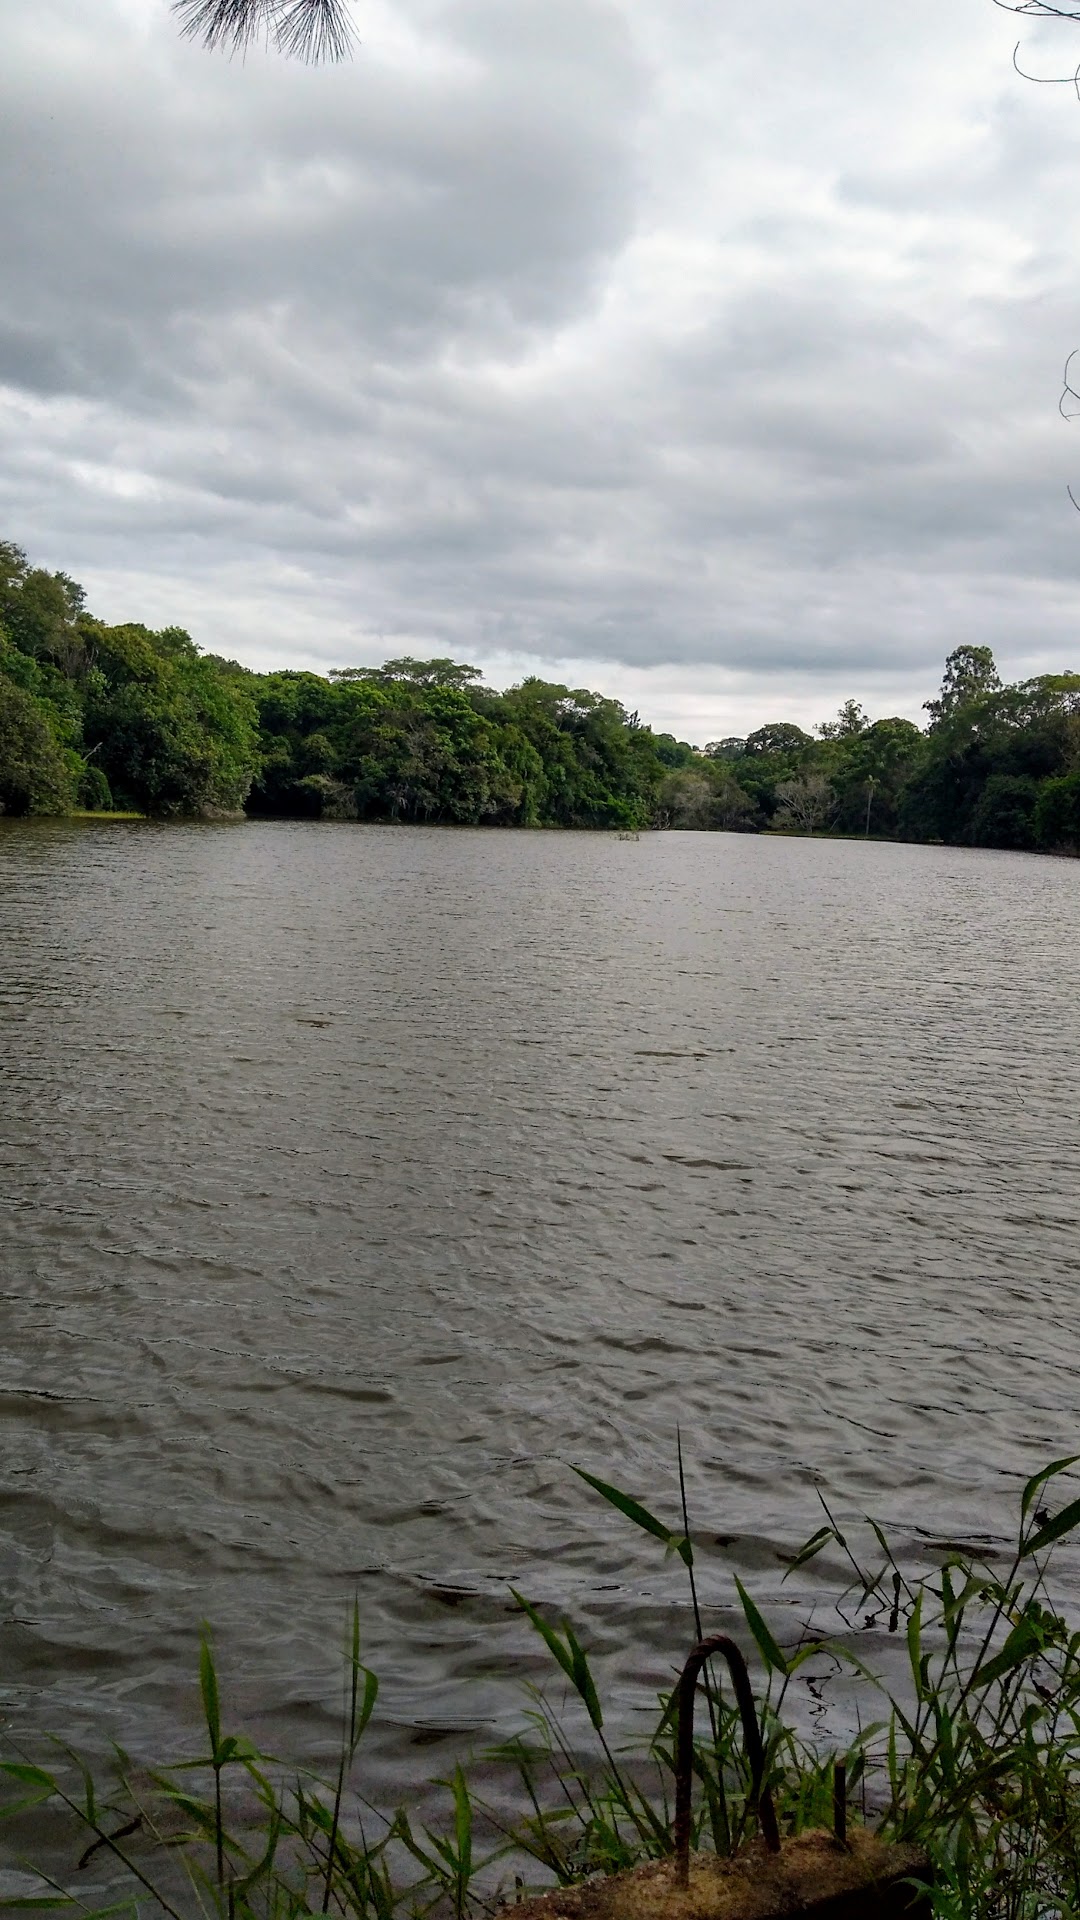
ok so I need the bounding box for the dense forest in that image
[2,538,1080,851]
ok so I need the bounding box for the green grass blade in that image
[357,1667,379,1741]
[0,1765,56,1793]
[452,1765,472,1912]
[564,1625,604,1733]
[1021,1456,1080,1524]
[511,1592,575,1686]
[0,1899,79,1911]
[973,1615,1044,1690]
[734,1578,788,1677]
[199,1633,222,1758]
[572,1469,690,1566]
[781,1526,834,1580]
[1022,1494,1080,1558]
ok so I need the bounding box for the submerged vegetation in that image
[3,538,1080,849]
[6,1460,1080,1918]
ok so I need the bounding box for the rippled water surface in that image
[2,820,1080,1788]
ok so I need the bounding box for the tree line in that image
[2,539,1079,850]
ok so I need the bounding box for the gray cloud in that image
[3,0,1080,738]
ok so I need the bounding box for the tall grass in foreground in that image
[6,1457,1080,1919]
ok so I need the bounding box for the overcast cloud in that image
[3,0,1080,739]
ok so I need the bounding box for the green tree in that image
[969,773,1039,850]
[924,646,1001,730]
[702,737,747,761]
[0,548,89,681]
[903,651,1080,845]
[731,722,815,823]
[711,773,757,830]
[321,681,510,824]
[78,765,114,812]
[652,733,697,770]
[656,770,716,828]
[1035,769,1080,852]
[829,717,926,836]
[744,722,814,758]
[85,624,257,815]
[331,658,484,693]
[816,699,869,740]
[0,675,73,814]
[495,679,659,828]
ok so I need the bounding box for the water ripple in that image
[1,820,1079,1773]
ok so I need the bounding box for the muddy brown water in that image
[2,819,1080,1806]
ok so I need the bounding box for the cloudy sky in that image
[3,0,1080,740]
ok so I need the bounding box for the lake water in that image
[2,820,1080,1803]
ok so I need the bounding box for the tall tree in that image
[816,699,869,740]
[924,646,1002,729]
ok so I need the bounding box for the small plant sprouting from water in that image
[5,1459,1080,1918]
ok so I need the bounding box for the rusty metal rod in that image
[674,1634,780,1886]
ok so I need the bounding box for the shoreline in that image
[4,812,1078,858]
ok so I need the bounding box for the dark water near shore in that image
[2,819,1080,1799]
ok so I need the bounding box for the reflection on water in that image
[1,819,1079,1788]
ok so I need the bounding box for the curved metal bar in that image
[674,1634,780,1885]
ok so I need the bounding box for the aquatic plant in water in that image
[5,1456,1080,1918]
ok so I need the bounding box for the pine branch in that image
[171,0,355,62]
